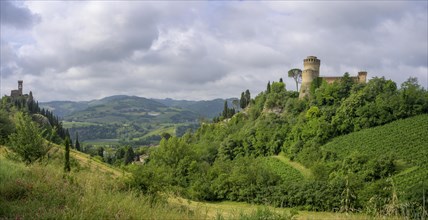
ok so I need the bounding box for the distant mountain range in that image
[40,95,238,122]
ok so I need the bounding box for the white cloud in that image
[1,1,427,101]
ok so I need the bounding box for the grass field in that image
[62,121,100,129]
[0,146,205,219]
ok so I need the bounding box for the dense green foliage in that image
[0,109,14,144]
[131,76,428,218]
[1,95,70,143]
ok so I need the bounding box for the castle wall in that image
[11,90,20,97]
[298,57,367,99]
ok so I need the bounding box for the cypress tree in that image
[75,132,81,151]
[64,137,71,172]
[124,147,135,165]
[66,129,73,147]
[267,81,271,94]
[240,92,246,109]
[245,89,251,106]
[223,101,229,118]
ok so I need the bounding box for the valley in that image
[41,96,237,147]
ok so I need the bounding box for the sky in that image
[1,1,427,102]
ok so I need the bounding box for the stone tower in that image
[299,56,320,99]
[357,71,367,83]
[18,80,23,95]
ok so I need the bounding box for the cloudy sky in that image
[1,1,427,101]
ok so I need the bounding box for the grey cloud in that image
[2,1,427,101]
[17,2,160,75]
[0,1,40,29]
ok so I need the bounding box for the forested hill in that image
[153,98,239,119]
[40,95,236,119]
[132,75,428,218]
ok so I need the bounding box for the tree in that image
[266,81,271,94]
[75,132,81,151]
[8,112,49,164]
[0,110,14,144]
[223,101,229,118]
[240,92,246,109]
[288,68,302,92]
[124,146,135,165]
[161,132,172,140]
[64,136,71,172]
[66,129,73,148]
[97,146,104,158]
[245,89,251,106]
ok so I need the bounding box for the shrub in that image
[8,112,50,164]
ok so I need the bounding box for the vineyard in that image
[322,114,428,191]
[261,157,304,184]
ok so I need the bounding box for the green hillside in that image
[130,76,427,218]
[0,147,208,219]
[322,114,428,191]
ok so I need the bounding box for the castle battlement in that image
[303,56,321,64]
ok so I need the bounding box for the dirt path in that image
[272,153,313,179]
[49,144,126,178]
[70,149,125,177]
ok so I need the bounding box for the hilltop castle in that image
[10,80,24,97]
[10,80,29,98]
[299,56,367,98]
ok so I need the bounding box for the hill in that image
[40,95,236,119]
[38,100,89,118]
[63,96,191,124]
[40,95,238,145]
[132,76,427,218]
[154,98,239,119]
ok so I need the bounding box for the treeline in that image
[129,75,428,217]
[82,144,137,166]
[68,124,119,141]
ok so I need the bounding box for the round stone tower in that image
[18,80,23,95]
[299,56,320,99]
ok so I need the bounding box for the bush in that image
[8,112,50,164]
